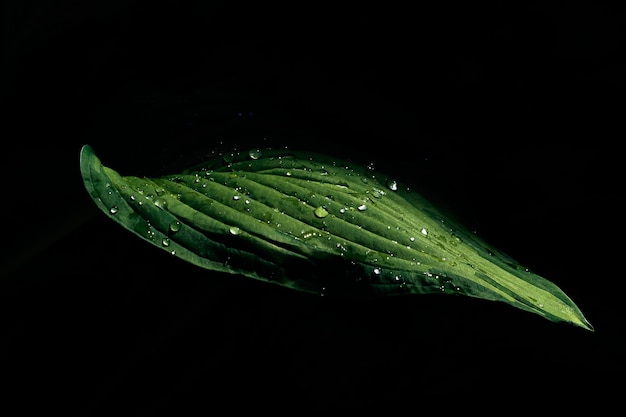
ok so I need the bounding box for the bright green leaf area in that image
[79,144,593,331]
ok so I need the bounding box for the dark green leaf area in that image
[80,145,593,331]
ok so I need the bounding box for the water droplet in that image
[155,187,166,196]
[233,195,241,201]
[357,204,367,211]
[222,152,236,163]
[301,230,320,239]
[229,226,241,235]
[162,238,170,247]
[421,227,428,236]
[109,206,118,214]
[249,149,262,160]
[314,206,329,218]
[154,198,168,209]
[336,242,347,254]
[387,179,398,191]
[169,220,181,234]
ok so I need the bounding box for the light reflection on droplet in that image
[154,198,167,209]
[169,221,181,233]
[249,149,262,160]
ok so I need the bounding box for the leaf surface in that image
[79,144,593,331]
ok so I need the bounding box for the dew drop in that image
[109,206,118,214]
[249,149,262,160]
[229,226,241,235]
[387,179,398,191]
[357,204,367,211]
[154,198,168,209]
[314,206,329,218]
[162,238,170,247]
[169,220,181,234]
[421,227,428,236]
[222,152,236,163]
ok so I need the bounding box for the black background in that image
[2,1,624,414]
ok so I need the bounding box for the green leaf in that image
[79,144,593,331]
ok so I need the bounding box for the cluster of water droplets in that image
[103,146,471,296]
